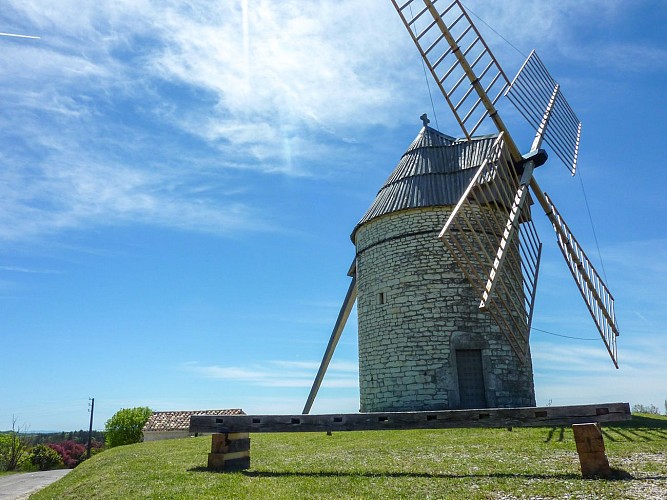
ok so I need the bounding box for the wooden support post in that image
[572,423,611,479]
[207,432,250,472]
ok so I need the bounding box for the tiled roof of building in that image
[352,125,497,240]
[143,409,245,432]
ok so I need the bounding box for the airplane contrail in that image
[0,32,40,39]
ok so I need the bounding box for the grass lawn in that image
[32,414,666,499]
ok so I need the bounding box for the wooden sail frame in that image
[438,133,541,362]
[391,0,620,367]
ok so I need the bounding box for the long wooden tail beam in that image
[191,402,630,434]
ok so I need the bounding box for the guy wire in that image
[409,3,440,130]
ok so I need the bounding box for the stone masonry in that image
[353,131,537,412]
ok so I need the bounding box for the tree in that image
[30,444,62,471]
[32,430,105,446]
[632,403,660,415]
[0,417,29,471]
[49,441,86,468]
[104,407,152,448]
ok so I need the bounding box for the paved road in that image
[0,469,71,500]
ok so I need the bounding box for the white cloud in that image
[530,235,667,406]
[6,0,416,151]
[0,0,419,243]
[532,321,667,408]
[141,0,420,169]
[182,359,359,389]
[0,0,657,243]
[0,156,262,242]
[575,42,667,73]
[458,0,664,78]
[0,266,63,274]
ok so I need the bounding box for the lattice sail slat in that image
[506,50,581,175]
[388,0,620,368]
[390,0,513,143]
[438,134,541,362]
[519,216,542,335]
[543,193,619,367]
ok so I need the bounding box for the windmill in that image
[303,0,619,414]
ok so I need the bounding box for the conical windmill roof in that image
[352,125,497,239]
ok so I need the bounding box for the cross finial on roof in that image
[420,113,430,127]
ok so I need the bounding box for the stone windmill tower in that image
[351,117,535,412]
[302,0,619,415]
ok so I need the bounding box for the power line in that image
[462,4,527,59]
[531,326,597,341]
[420,56,440,131]
[461,2,613,291]
[408,3,440,130]
[576,168,610,284]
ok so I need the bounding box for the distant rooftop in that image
[143,409,245,432]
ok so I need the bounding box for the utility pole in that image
[87,397,95,459]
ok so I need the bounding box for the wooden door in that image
[456,349,487,409]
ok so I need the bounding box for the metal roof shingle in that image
[352,126,497,239]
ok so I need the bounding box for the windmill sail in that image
[506,50,582,174]
[390,0,520,158]
[541,192,620,368]
[481,181,530,310]
[438,133,541,362]
[391,0,620,368]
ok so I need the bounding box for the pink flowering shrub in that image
[48,441,86,468]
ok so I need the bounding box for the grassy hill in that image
[32,414,666,499]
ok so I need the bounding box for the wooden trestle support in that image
[192,402,630,478]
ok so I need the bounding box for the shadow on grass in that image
[188,467,578,479]
[545,415,667,443]
[609,415,667,429]
[608,468,635,480]
[188,467,645,481]
[603,427,667,443]
[544,426,566,443]
[606,427,637,442]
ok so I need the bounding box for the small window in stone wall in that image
[378,292,386,305]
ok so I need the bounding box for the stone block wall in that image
[354,206,535,412]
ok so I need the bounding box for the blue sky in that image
[1,0,665,431]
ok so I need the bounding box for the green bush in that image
[0,419,29,471]
[104,407,152,448]
[30,445,62,471]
